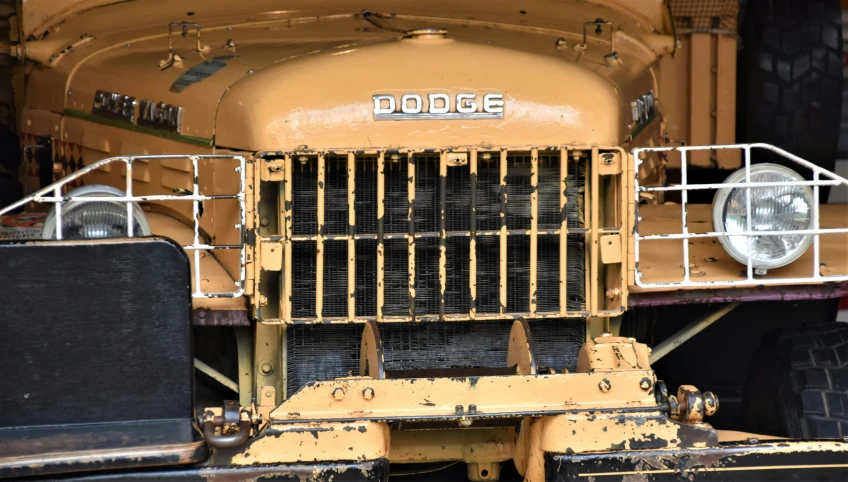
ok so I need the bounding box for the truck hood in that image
[216,35,627,151]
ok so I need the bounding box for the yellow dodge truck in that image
[1,0,847,480]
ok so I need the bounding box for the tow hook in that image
[202,400,252,448]
[667,385,719,424]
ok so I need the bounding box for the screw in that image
[603,156,614,165]
[667,395,681,419]
[259,361,274,375]
[639,378,652,391]
[599,379,611,392]
[226,39,236,48]
[362,387,375,400]
[332,388,345,401]
[264,390,273,398]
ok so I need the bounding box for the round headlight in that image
[42,185,151,240]
[712,163,814,272]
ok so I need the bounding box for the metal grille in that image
[633,143,848,288]
[276,148,596,322]
[0,155,246,299]
[284,319,586,395]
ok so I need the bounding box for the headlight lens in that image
[712,163,814,271]
[42,185,151,240]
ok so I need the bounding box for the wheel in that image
[742,323,848,439]
[737,0,842,186]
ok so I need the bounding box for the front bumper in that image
[547,440,848,481]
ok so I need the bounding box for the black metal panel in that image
[545,443,848,481]
[0,238,201,476]
[285,319,585,394]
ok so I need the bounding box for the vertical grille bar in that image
[499,149,508,314]
[408,152,416,320]
[469,150,477,319]
[347,152,356,320]
[559,148,568,316]
[284,154,293,321]
[529,148,538,317]
[377,152,385,321]
[316,153,325,321]
[439,151,447,320]
[590,147,600,315]
[680,149,690,283]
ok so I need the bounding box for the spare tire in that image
[737,0,842,186]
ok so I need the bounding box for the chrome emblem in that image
[373,93,504,120]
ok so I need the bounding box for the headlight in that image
[42,185,151,240]
[712,163,813,273]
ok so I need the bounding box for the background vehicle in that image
[0,1,847,480]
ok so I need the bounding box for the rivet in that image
[599,379,611,392]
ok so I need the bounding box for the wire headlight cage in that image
[0,154,246,299]
[633,143,848,288]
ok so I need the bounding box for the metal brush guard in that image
[0,154,247,299]
[633,143,848,288]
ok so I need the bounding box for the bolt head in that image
[362,387,375,400]
[703,391,719,416]
[259,361,274,375]
[599,378,611,392]
[639,378,652,391]
[332,388,345,401]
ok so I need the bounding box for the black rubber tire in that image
[742,323,848,439]
[737,0,842,181]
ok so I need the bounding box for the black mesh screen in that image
[445,237,470,314]
[476,236,500,314]
[383,238,408,316]
[355,157,378,235]
[355,239,377,317]
[323,156,348,236]
[415,237,440,315]
[285,319,586,394]
[323,240,347,318]
[285,151,587,318]
[291,241,316,318]
[476,156,501,232]
[292,158,317,235]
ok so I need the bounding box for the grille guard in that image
[633,143,848,289]
[0,154,247,299]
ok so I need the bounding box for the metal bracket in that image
[160,22,205,70]
[579,18,616,57]
[202,400,251,449]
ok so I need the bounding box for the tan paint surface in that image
[632,204,848,290]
